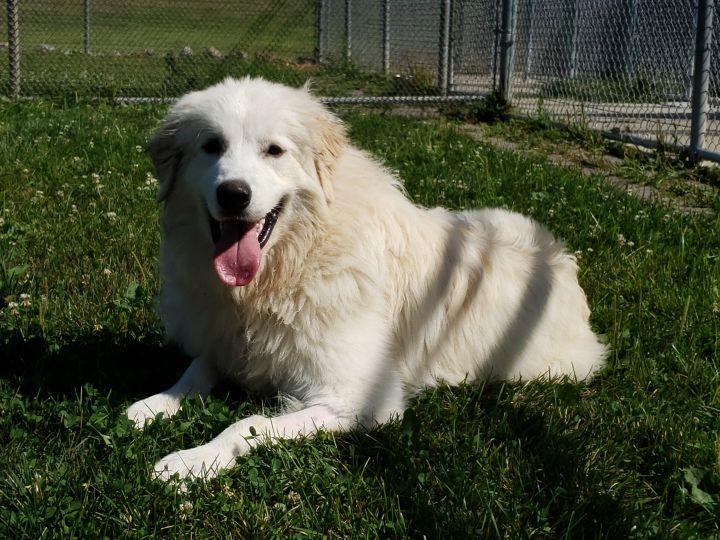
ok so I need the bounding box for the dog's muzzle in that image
[209,202,283,249]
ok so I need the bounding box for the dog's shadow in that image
[0,330,189,404]
[338,383,622,537]
[0,330,268,415]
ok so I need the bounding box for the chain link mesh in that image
[510,0,701,152]
[2,1,319,97]
[2,1,719,158]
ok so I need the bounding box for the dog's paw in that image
[126,393,181,429]
[153,446,232,482]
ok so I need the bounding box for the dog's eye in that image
[267,144,284,157]
[201,137,224,155]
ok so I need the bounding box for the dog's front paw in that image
[126,393,181,429]
[153,446,232,482]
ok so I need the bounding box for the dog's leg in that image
[126,356,218,428]
[153,404,346,481]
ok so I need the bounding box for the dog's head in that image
[148,77,346,287]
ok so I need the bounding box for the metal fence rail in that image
[3,0,719,161]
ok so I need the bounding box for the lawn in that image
[3,0,390,98]
[5,0,317,55]
[0,97,719,538]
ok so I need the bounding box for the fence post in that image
[498,0,516,101]
[448,0,455,91]
[7,0,20,97]
[685,6,699,101]
[345,0,352,62]
[689,0,715,160]
[438,0,452,95]
[455,0,465,76]
[84,0,91,53]
[492,0,500,91]
[568,0,580,78]
[621,0,637,78]
[315,0,326,64]
[382,0,390,74]
[522,0,535,82]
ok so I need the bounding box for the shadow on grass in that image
[0,330,264,413]
[341,383,627,537]
[0,330,189,404]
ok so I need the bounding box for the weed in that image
[442,91,510,124]
[390,65,440,96]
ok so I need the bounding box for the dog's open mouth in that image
[209,202,283,287]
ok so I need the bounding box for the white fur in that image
[127,77,607,481]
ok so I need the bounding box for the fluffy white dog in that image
[127,77,606,481]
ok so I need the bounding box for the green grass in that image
[539,75,686,104]
[464,111,720,210]
[1,99,719,538]
[5,1,316,55]
[0,0,399,98]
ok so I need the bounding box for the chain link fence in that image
[507,0,717,161]
[3,0,719,160]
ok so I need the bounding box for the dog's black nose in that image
[217,181,252,214]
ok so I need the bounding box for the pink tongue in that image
[213,221,261,286]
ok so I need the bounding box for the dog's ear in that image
[313,113,346,204]
[147,125,182,203]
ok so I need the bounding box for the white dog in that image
[127,77,606,481]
